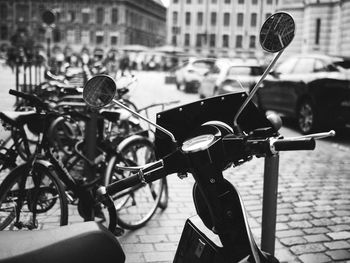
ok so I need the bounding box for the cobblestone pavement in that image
[66,125,350,263]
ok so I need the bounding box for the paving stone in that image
[324,241,350,250]
[290,243,326,255]
[303,227,329,234]
[303,234,331,243]
[288,220,313,229]
[276,229,304,238]
[326,250,350,261]
[327,231,350,240]
[139,234,169,243]
[289,213,313,221]
[143,251,174,262]
[328,224,350,232]
[274,248,299,263]
[293,201,314,207]
[299,253,331,263]
[154,243,178,251]
[310,218,336,227]
[280,236,307,246]
[311,211,334,218]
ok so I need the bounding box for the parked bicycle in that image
[0,90,167,231]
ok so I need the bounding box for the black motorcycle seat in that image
[0,222,125,263]
[0,111,38,128]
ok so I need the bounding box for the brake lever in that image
[286,130,336,140]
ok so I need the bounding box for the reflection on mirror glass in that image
[260,12,295,53]
[83,75,116,108]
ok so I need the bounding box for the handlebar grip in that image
[106,160,166,196]
[9,89,48,110]
[273,138,316,151]
[106,174,141,195]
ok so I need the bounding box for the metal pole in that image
[261,153,280,256]
[83,110,98,182]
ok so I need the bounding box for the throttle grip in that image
[272,138,315,152]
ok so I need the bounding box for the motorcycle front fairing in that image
[156,93,278,262]
[155,92,273,158]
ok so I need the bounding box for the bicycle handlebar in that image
[9,89,49,111]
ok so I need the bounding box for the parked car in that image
[257,54,350,134]
[198,61,264,98]
[174,58,215,93]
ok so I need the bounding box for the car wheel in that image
[297,100,317,134]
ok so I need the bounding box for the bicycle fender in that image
[116,134,152,153]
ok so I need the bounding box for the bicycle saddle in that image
[0,222,125,263]
[0,111,38,128]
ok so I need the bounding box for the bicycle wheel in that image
[104,136,166,230]
[0,162,68,230]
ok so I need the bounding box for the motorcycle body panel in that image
[0,222,125,263]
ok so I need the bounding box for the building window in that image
[236,35,243,48]
[67,29,75,43]
[96,34,104,44]
[237,13,244,27]
[173,11,178,24]
[224,13,230,26]
[0,4,7,20]
[82,12,90,24]
[209,34,215,47]
[82,30,89,44]
[212,0,217,3]
[315,18,321,45]
[198,0,203,3]
[211,12,217,26]
[225,0,231,3]
[187,0,191,3]
[111,36,118,45]
[67,11,76,22]
[111,8,118,24]
[223,35,229,48]
[196,34,202,47]
[267,0,273,4]
[185,12,191,26]
[172,35,177,45]
[252,0,257,4]
[185,33,190,46]
[238,0,244,3]
[251,13,257,27]
[265,13,272,19]
[96,7,104,24]
[17,4,29,22]
[197,12,203,26]
[249,35,256,48]
[0,25,8,40]
[173,0,178,3]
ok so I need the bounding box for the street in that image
[0,67,350,262]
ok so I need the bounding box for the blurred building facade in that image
[167,0,350,60]
[167,0,277,59]
[278,0,350,58]
[0,0,166,54]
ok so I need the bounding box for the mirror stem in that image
[112,99,177,143]
[233,50,284,134]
